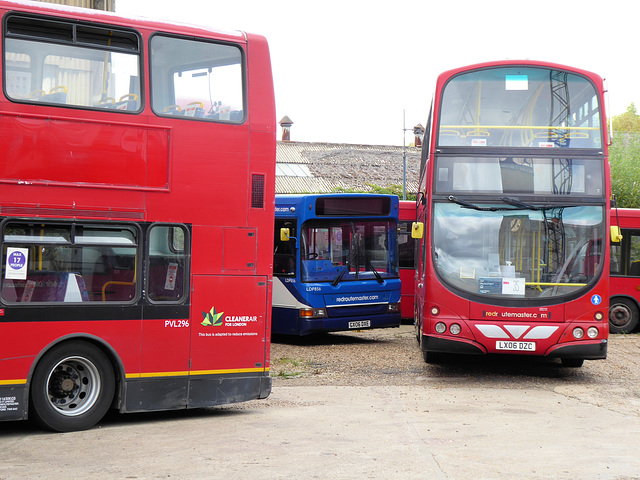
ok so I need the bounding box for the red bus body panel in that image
[0,0,275,425]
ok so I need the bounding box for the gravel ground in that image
[269,324,640,416]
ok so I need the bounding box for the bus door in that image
[137,224,190,411]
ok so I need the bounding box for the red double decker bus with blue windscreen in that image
[0,0,275,431]
[413,60,612,367]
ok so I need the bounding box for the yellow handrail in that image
[441,124,599,131]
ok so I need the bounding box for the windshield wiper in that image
[332,222,358,287]
[367,260,384,284]
[500,197,568,212]
[448,195,566,213]
[446,195,501,212]
[332,262,349,287]
[332,245,356,287]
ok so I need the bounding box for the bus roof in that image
[0,0,248,43]
[436,59,605,85]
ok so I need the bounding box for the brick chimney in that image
[413,123,424,147]
[279,116,293,141]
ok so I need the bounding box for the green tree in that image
[610,132,640,208]
[332,183,417,201]
[612,103,640,133]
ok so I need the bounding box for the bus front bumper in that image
[423,335,608,360]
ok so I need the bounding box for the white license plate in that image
[349,320,371,329]
[496,341,536,352]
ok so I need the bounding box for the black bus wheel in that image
[30,341,115,432]
[609,297,640,334]
[561,358,584,368]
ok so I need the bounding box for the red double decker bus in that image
[413,60,612,367]
[0,0,275,431]
[609,208,640,334]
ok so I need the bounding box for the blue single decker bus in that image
[272,194,402,335]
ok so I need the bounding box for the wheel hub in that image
[610,305,631,327]
[49,367,79,401]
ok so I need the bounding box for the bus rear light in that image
[430,306,440,316]
[388,303,400,313]
[435,322,447,334]
[587,327,599,338]
[299,308,326,318]
[594,311,604,321]
[450,323,461,335]
[572,327,585,339]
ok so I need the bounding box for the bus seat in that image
[3,272,88,303]
[1,279,18,302]
[27,89,46,101]
[164,105,183,115]
[64,274,89,302]
[629,261,640,277]
[96,97,116,109]
[184,102,204,117]
[100,265,135,301]
[43,86,68,104]
[115,94,138,111]
[101,280,135,301]
[148,259,184,301]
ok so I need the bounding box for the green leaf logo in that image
[201,307,224,327]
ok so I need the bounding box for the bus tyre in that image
[561,358,584,368]
[423,349,442,364]
[609,297,639,334]
[30,341,115,432]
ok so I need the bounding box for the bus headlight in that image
[587,327,599,339]
[435,322,447,334]
[450,323,461,335]
[299,308,327,318]
[572,327,585,339]
[387,303,400,313]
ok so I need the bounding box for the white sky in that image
[117,0,638,146]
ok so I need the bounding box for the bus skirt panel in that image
[123,371,271,412]
[0,384,27,421]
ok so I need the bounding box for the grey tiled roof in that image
[276,141,422,194]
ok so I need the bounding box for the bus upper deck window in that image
[150,35,245,123]
[4,15,141,112]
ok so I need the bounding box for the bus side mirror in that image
[280,228,291,242]
[611,226,622,243]
[411,222,424,239]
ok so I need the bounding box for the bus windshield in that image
[300,220,398,283]
[432,203,604,300]
[438,66,602,149]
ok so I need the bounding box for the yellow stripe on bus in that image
[125,367,269,379]
[0,379,28,385]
